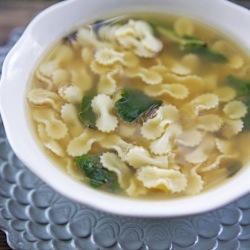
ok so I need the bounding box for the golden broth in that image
[27,13,250,199]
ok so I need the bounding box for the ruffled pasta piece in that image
[67,129,104,157]
[185,135,215,164]
[185,165,204,195]
[164,57,193,77]
[174,18,194,36]
[203,74,218,91]
[61,103,83,137]
[197,114,223,132]
[71,68,93,93]
[177,129,204,147]
[185,148,207,164]
[100,152,133,189]
[213,87,236,102]
[179,104,198,130]
[37,124,65,157]
[77,27,107,48]
[150,63,169,75]
[94,48,139,68]
[58,85,82,104]
[215,138,233,154]
[115,19,163,58]
[52,44,74,65]
[125,177,148,197]
[100,135,134,160]
[44,141,66,157]
[27,89,62,111]
[90,60,122,75]
[212,40,243,71]
[201,154,237,172]
[120,36,159,58]
[136,166,187,193]
[98,24,121,43]
[118,122,137,138]
[178,75,205,94]
[81,47,94,65]
[145,83,189,99]
[223,100,247,119]
[237,65,250,78]
[37,123,50,141]
[91,94,118,133]
[49,67,70,85]
[150,124,182,155]
[95,48,120,66]
[164,73,204,89]
[97,70,117,95]
[221,119,244,138]
[125,67,163,85]
[231,131,250,162]
[35,61,57,87]
[211,40,232,55]
[141,105,179,140]
[228,55,244,70]
[125,146,169,169]
[212,40,244,69]
[170,63,191,76]
[181,54,200,71]
[33,108,68,140]
[36,61,70,87]
[119,51,140,68]
[191,93,219,115]
[141,33,163,54]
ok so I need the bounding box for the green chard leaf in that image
[181,35,228,63]
[74,155,119,190]
[180,35,206,50]
[226,75,250,97]
[79,93,96,128]
[154,24,227,63]
[226,75,250,130]
[115,88,163,123]
[189,47,228,63]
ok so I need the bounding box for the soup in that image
[27,13,250,198]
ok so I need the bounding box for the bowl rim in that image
[1,0,250,217]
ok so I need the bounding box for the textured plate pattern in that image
[1,29,250,250]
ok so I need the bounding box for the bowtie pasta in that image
[27,13,250,199]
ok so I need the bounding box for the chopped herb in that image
[74,155,119,190]
[79,93,97,129]
[155,25,228,63]
[115,88,163,123]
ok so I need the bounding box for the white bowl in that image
[1,0,250,217]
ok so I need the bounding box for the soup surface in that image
[27,13,250,198]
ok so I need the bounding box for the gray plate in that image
[1,28,250,250]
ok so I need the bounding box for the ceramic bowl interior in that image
[1,0,250,217]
